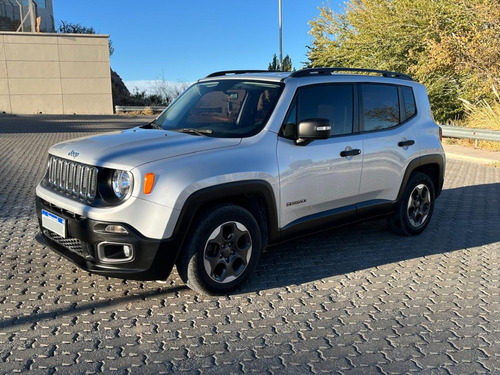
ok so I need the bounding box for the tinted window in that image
[402,86,416,120]
[283,84,353,138]
[361,84,400,131]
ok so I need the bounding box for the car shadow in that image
[238,182,500,294]
[0,285,189,330]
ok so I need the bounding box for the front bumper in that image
[35,197,179,280]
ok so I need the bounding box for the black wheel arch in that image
[397,154,445,203]
[169,180,279,262]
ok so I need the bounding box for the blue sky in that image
[53,1,344,88]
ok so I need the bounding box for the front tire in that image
[388,172,435,236]
[177,204,262,295]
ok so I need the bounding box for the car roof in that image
[199,70,290,83]
[201,68,414,84]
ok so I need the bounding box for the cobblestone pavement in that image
[1,115,499,374]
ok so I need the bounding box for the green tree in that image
[58,21,95,34]
[307,0,500,123]
[268,54,293,71]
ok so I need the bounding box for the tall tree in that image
[308,0,500,123]
[268,54,293,71]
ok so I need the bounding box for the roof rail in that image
[289,67,413,81]
[206,70,273,78]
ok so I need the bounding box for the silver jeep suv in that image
[36,68,445,294]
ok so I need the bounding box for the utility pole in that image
[279,0,283,71]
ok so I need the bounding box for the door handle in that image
[340,149,361,157]
[398,140,415,147]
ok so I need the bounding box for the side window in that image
[282,84,354,138]
[361,84,400,131]
[401,86,417,121]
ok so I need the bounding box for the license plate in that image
[41,209,66,238]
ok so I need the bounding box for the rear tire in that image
[177,204,262,295]
[388,172,435,236]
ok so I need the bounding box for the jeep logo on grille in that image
[68,150,80,158]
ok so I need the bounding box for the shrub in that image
[461,86,500,131]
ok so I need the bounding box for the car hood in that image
[48,127,241,169]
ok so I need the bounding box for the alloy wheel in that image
[203,221,252,284]
[407,183,431,228]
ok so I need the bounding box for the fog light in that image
[97,242,134,264]
[123,245,132,258]
[104,225,128,234]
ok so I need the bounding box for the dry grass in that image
[122,111,142,116]
[116,109,157,117]
[445,137,500,151]
[460,86,500,131]
[448,86,500,151]
[142,106,154,116]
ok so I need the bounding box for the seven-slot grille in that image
[47,156,98,201]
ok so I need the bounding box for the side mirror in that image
[296,118,331,146]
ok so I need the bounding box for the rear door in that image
[357,83,420,207]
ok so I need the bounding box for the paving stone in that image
[0,115,499,373]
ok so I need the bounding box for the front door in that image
[276,83,363,229]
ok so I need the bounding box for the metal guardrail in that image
[440,125,500,142]
[115,105,166,113]
[440,125,500,147]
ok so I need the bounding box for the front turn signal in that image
[144,173,155,194]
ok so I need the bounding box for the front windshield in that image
[155,79,283,138]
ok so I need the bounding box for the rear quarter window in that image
[401,86,417,121]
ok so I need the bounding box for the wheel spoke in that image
[205,247,223,268]
[204,241,220,259]
[225,255,246,279]
[234,232,252,261]
[208,224,227,243]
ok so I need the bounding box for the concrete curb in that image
[443,144,500,167]
[445,152,499,166]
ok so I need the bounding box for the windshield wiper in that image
[149,119,162,130]
[177,128,213,136]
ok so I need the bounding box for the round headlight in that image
[112,170,133,200]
